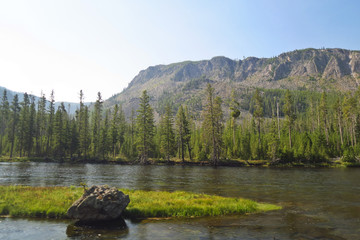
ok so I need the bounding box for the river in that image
[0,162,359,239]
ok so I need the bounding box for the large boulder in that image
[67,185,130,221]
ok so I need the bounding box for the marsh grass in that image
[0,185,82,218]
[0,186,281,219]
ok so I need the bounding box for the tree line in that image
[0,84,359,165]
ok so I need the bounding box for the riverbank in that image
[1,156,359,167]
[0,186,281,219]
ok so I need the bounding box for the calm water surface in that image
[0,162,359,239]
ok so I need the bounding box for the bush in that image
[342,148,356,163]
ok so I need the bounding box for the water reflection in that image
[66,218,128,239]
[0,162,359,239]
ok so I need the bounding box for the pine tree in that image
[319,92,329,145]
[99,109,110,159]
[0,89,10,155]
[202,84,224,165]
[18,93,30,157]
[252,89,264,157]
[267,118,279,161]
[69,118,79,159]
[129,108,136,158]
[230,90,240,156]
[26,97,36,157]
[9,95,20,158]
[175,105,190,162]
[159,103,175,162]
[46,90,55,156]
[283,90,296,149]
[79,105,91,158]
[110,104,120,158]
[184,106,193,161]
[333,98,344,146]
[118,105,126,156]
[136,90,155,164]
[343,94,357,147]
[91,92,103,158]
[77,90,91,158]
[35,93,47,156]
[53,104,66,158]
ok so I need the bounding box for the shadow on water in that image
[66,217,128,239]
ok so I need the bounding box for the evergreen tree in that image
[69,118,79,159]
[159,103,175,162]
[79,105,91,158]
[343,94,357,147]
[175,105,190,162]
[91,92,103,158]
[46,90,55,155]
[267,118,279,161]
[77,90,91,158]
[118,105,126,155]
[9,95,20,158]
[53,103,67,158]
[230,90,240,156]
[110,104,120,158]
[202,84,224,165]
[0,90,10,155]
[252,89,264,157]
[184,106,193,161]
[253,89,263,139]
[35,93,47,156]
[18,93,30,157]
[99,109,110,159]
[123,108,136,159]
[136,90,155,164]
[319,92,329,145]
[26,97,36,156]
[333,98,344,146]
[283,90,296,149]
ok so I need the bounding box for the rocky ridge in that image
[98,48,360,117]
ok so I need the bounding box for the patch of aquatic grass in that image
[0,186,281,219]
[0,185,82,218]
[120,189,281,219]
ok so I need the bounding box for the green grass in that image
[0,186,281,219]
[0,186,81,218]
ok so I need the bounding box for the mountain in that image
[105,48,360,118]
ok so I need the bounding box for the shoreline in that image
[1,156,359,168]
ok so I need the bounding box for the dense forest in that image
[0,84,359,166]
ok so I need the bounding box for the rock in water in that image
[67,185,130,221]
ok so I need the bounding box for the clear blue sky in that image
[0,0,359,102]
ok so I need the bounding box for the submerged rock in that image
[67,185,130,221]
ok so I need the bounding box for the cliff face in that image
[105,48,360,117]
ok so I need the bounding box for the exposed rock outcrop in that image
[67,185,130,222]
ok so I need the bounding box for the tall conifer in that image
[136,90,155,164]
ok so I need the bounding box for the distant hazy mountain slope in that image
[0,86,86,114]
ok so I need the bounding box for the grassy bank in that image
[0,186,280,219]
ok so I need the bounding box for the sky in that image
[0,0,359,102]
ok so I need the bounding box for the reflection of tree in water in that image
[66,218,128,238]
[134,165,155,191]
[284,210,343,240]
[14,162,33,185]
